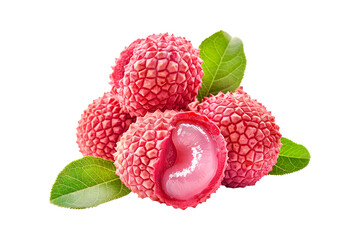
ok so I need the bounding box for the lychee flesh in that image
[76,92,136,161]
[110,33,204,117]
[162,123,218,200]
[189,87,282,188]
[114,110,228,209]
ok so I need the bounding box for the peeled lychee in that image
[113,110,228,209]
[76,92,136,161]
[110,33,204,117]
[189,87,282,188]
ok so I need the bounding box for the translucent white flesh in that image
[161,123,218,200]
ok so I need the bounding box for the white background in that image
[1,0,359,239]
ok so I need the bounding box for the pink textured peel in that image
[110,39,143,94]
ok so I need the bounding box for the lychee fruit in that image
[110,33,204,117]
[189,87,282,188]
[113,110,228,209]
[76,92,136,161]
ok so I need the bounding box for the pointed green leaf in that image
[50,156,130,209]
[269,137,311,175]
[197,30,246,101]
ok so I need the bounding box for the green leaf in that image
[197,30,246,101]
[50,156,130,209]
[269,137,311,175]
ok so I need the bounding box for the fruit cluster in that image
[76,33,282,209]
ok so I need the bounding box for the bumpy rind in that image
[113,110,227,209]
[191,87,282,188]
[110,38,143,94]
[76,92,136,161]
[110,33,204,117]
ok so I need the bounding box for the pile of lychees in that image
[76,33,282,209]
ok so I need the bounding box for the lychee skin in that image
[110,33,204,117]
[114,110,228,209]
[76,92,136,161]
[110,38,143,94]
[189,87,282,188]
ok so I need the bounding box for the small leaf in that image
[197,30,246,101]
[269,137,311,175]
[50,156,130,209]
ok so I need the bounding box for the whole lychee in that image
[189,87,282,188]
[113,110,228,209]
[76,92,136,161]
[110,33,204,117]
